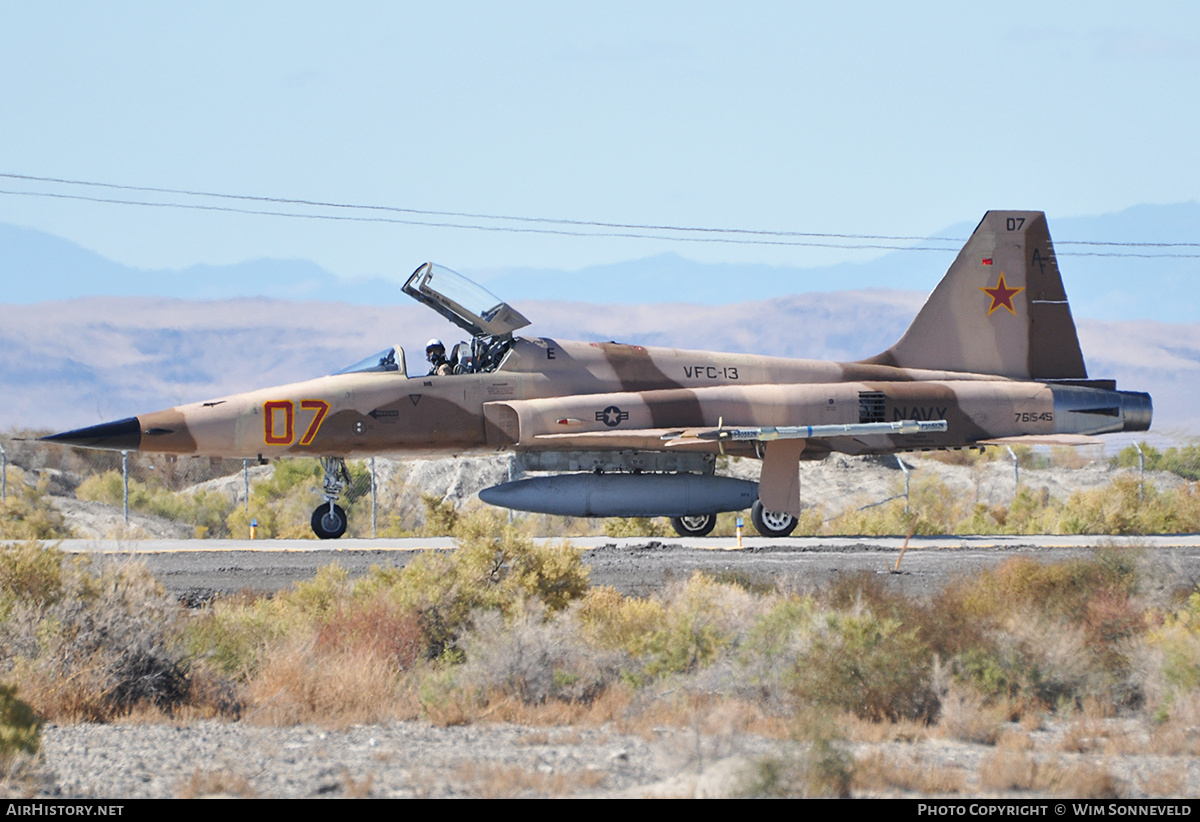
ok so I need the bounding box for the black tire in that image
[669,514,716,537]
[751,499,797,538]
[311,503,348,539]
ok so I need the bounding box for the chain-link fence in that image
[0,427,1188,540]
[0,428,524,539]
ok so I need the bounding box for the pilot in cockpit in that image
[425,338,453,376]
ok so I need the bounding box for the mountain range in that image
[1,201,1198,322]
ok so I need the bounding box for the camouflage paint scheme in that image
[44,212,1152,526]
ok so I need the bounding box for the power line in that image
[2,171,1199,257]
[0,171,967,243]
[0,188,964,252]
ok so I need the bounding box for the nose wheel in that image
[311,502,348,539]
[310,456,351,539]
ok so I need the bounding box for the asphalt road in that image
[35,534,1200,602]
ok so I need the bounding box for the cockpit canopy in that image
[334,264,530,377]
[335,344,406,375]
[402,263,531,339]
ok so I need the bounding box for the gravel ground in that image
[14,717,1200,799]
[22,720,780,799]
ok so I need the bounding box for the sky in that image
[1,2,1197,287]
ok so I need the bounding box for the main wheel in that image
[751,500,797,538]
[669,514,716,537]
[311,503,348,539]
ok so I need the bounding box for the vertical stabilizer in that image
[863,211,1087,379]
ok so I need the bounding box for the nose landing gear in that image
[311,457,351,539]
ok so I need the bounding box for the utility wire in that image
[0,188,964,249]
[3,171,1199,256]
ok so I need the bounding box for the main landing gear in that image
[665,501,798,538]
[751,499,797,538]
[311,457,350,539]
[669,514,716,537]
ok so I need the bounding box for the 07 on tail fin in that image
[862,211,1087,380]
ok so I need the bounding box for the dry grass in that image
[243,640,415,727]
[0,752,39,799]
[176,768,257,798]
[852,750,966,795]
[1059,718,1105,753]
[453,762,607,798]
[1139,770,1185,797]
[836,713,930,744]
[935,683,1003,745]
[978,750,1126,798]
[978,749,1043,792]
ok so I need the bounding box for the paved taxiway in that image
[23,534,1200,600]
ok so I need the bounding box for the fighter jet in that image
[42,211,1152,538]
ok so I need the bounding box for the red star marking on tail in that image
[980,273,1024,316]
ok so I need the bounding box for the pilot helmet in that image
[425,338,445,358]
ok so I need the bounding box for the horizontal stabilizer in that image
[976,434,1096,446]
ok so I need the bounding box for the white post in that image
[370,457,377,539]
[1,443,6,502]
[243,458,250,511]
[121,450,129,524]
[1005,445,1019,496]
[895,454,910,514]
[1133,442,1145,504]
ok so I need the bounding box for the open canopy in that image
[402,263,531,339]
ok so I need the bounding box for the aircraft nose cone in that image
[40,417,143,451]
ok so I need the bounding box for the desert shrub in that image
[458,606,621,706]
[0,685,40,761]
[921,447,997,466]
[946,552,1144,711]
[1144,592,1200,716]
[640,574,757,677]
[76,469,237,537]
[0,539,65,614]
[243,634,410,726]
[575,575,759,681]
[352,513,588,659]
[183,594,293,679]
[421,493,459,536]
[1054,477,1167,535]
[603,517,667,538]
[225,460,324,539]
[1112,442,1200,480]
[0,470,72,540]
[955,552,1138,626]
[451,511,589,614]
[0,543,191,720]
[829,475,965,536]
[936,681,1004,744]
[575,585,667,656]
[789,608,937,722]
[738,713,852,798]
[314,595,424,667]
[728,596,817,708]
[1001,486,1060,534]
[186,564,421,680]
